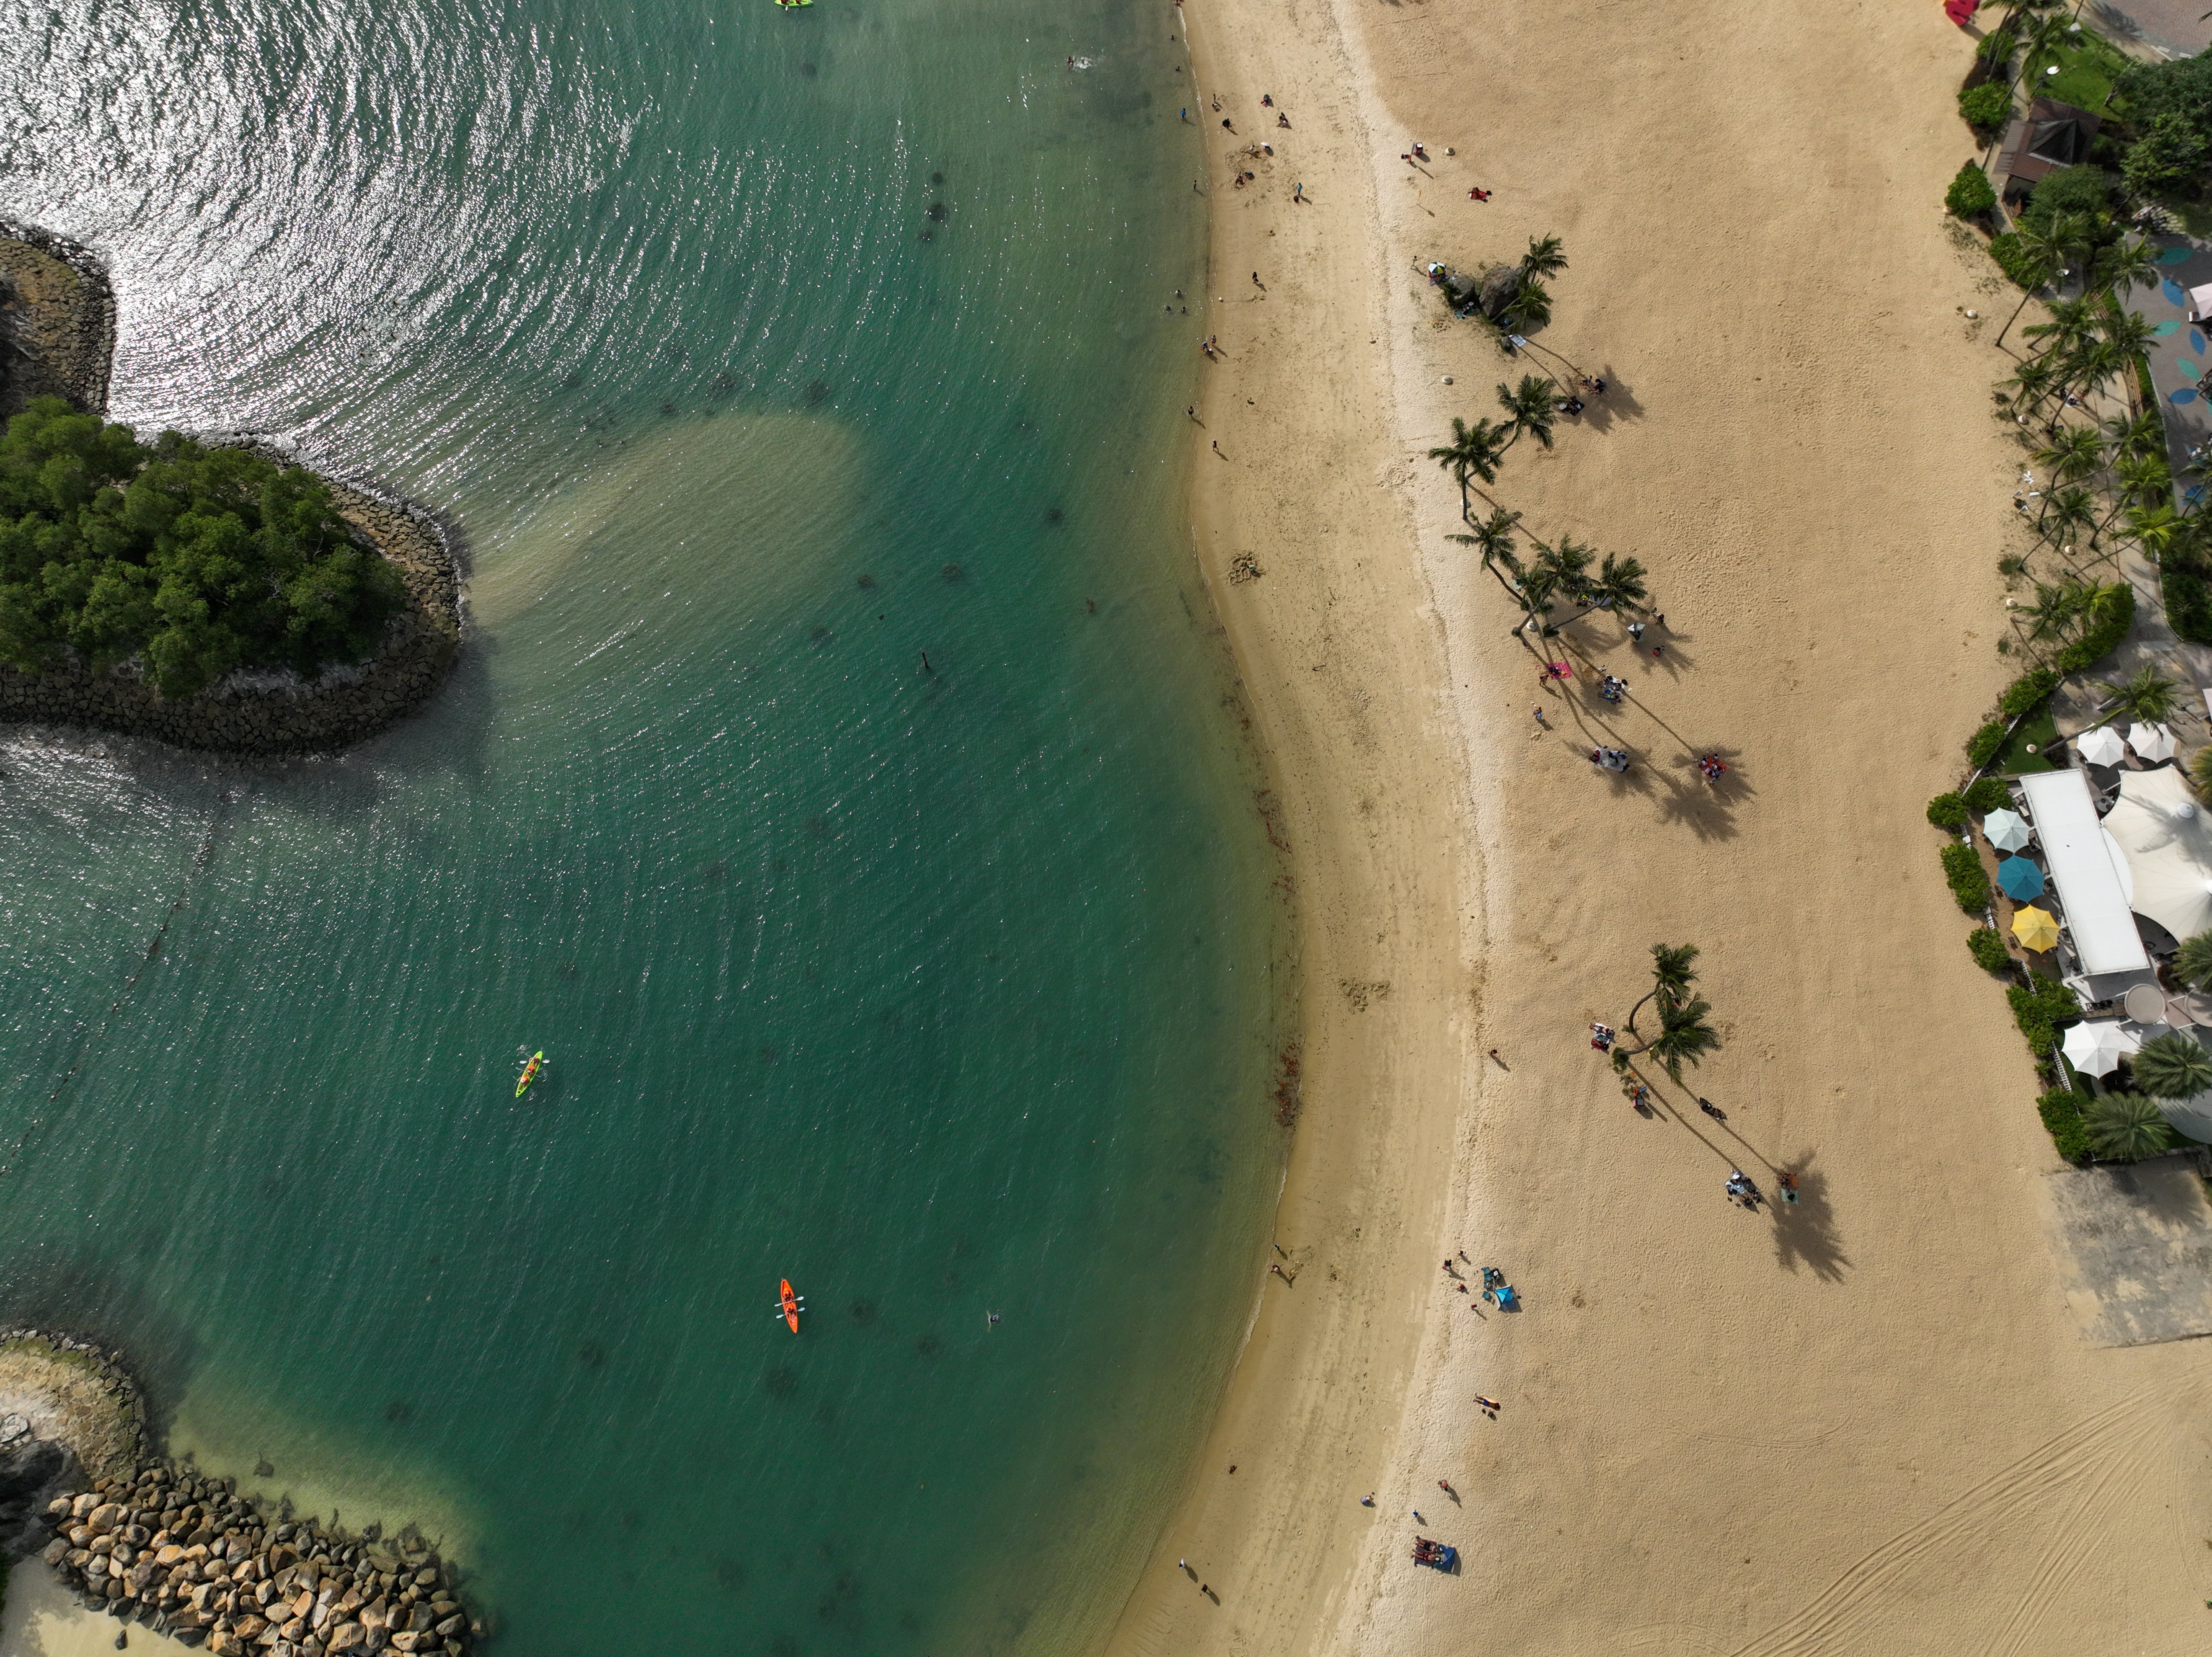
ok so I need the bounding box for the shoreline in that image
[1100,0,1476,1646]
[1117,0,2212,1653]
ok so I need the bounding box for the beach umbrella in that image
[1997,857,2047,900]
[1984,808,2032,852]
[2129,723,2177,763]
[2012,905,2062,952]
[2076,725,2127,767]
[2061,1018,2140,1077]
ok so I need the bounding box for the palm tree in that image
[1618,995,1721,1082]
[1428,417,1508,519]
[1501,277,1551,334]
[2103,407,2166,464]
[2033,424,2105,489]
[2022,293,2099,365]
[1580,551,1649,617]
[1625,943,1699,1031]
[2174,928,2212,991]
[1519,235,1568,283]
[1495,376,1559,452]
[2093,663,2179,725]
[2021,577,2091,643]
[1995,218,2075,349]
[1447,506,1529,608]
[2112,449,2172,510]
[1524,535,1593,629]
[2193,744,2212,798]
[2017,10,2083,89]
[2127,499,2183,559]
[2131,1031,2212,1099]
[2094,236,2161,301]
[2083,1092,2176,1161]
[2002,355,2060,417]
[2041,485,2099,553]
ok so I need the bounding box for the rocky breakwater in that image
[0,471,465,756]
[36,1463,481,1656]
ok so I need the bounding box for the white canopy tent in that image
[2102,767,2212,944]
[2017,769,2151,978]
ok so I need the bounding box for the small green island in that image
[0,399,406,699]
[0,220,460,754]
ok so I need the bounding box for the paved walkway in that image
[2044,1150,2212,1346]
[2123,237,2212,506]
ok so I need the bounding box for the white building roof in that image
[2018,767,2151,976]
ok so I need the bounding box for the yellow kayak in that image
[516,1050,544,1098]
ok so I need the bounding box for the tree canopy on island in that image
[0,397,405,698]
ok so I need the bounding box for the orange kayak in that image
[780,1279,800,1333]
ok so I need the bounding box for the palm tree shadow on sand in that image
[1650,748,1750,841]
[1770,1152,1850,1282]
[1576,367,1643,435]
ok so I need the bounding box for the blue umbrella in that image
[1998,857,2046,901]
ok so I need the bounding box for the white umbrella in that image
[1983,808,2031,852]
[2129,722,2177,763]
[2062,1019,2141,1077]
[2076,725,2127,767]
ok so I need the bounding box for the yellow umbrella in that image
[2012,905,2061,952]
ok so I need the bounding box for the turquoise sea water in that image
[0,2,1287,1653]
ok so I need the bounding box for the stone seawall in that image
[0,467,466,757]
[0,219,116,418]
[37,1461,481,1655]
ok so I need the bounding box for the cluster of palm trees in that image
[1998,245,2188,660]
[1615,943,1721,1082]
[2085,1029,2207,1159]
[1426,237,1651,648]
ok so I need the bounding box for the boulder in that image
[1477,264,1522,322]
[326,1623,363,1653]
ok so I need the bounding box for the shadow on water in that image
[0,1244,207,1450]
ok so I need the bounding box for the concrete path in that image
[2122,237,2212,505]
[2044,1149,2212,1345]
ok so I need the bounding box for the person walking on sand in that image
[1361,1493,1376,1507]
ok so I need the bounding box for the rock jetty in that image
[0,218,116,418]
[37,1462,481,1656]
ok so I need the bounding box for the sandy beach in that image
[1112,0,2212,1654]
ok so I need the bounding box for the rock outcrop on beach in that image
[36,1463,480,1656]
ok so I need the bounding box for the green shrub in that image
[2163,562,2212,645]
[1966,720,2009,768]
[2038,1086,2095,1164]
[0,398,405,697]
[2123,111,2210,199]
[1998,668,2060,719]
[1988,231,2046,289]
[1964,777,2012,813]
[1947,161,2000,219]
[1942,841,1992,912]
[1927,791,1969,831]
[2054,584,2136,673]
[1968,926,2012,973]
[1959,83,2013,134]
[2009,976,2081,1055]
[2023,163,2115,229]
